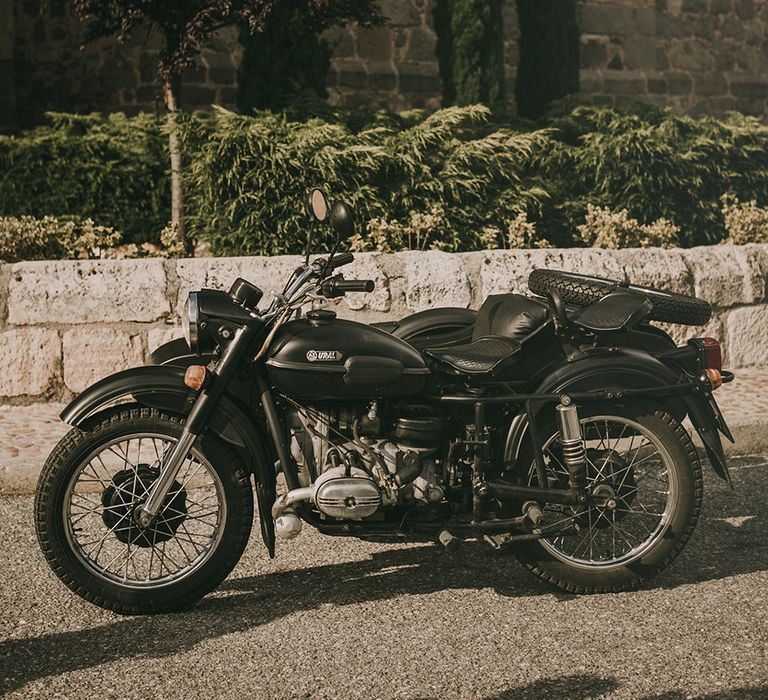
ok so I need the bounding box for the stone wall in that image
[0,245,765,403]
[4,0,768,127]
[579,0,768,115]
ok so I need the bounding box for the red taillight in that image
[699,337,722,371]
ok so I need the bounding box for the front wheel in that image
[35,406,254,614]
[511,406,703,593]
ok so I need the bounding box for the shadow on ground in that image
[1,456,765,695]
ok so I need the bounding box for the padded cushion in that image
[424,336,521,375]
[571,291,653,332]
[473,294,549,342]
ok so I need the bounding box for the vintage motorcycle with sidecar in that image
[35,190,735,614]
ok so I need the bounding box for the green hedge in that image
[3,104,768,256]
[0,113,169,244]
[184,104,768,254]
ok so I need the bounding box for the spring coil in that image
[561,438,586,467]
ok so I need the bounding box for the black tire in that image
[35,406,254,614]
[528,268,712,326]
[511,406,703,594]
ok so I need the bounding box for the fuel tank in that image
[266,314,431,400]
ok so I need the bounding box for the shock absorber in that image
[555,397,587,496]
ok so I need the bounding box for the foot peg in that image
[437,529,460,553]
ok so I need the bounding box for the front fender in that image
[61,365,277,555]
[505,348,731,483]
[148,337,217,368]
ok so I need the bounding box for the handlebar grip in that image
[329,252,354,269]
[321,276,374,298]
[336,279,374,293]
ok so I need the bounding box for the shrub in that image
[0,215,121,262]
[577,204,679,249]
[720,194,768,244]
[183,105,551,255]
[0,113,169,243]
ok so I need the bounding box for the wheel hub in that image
[101,464,187,547]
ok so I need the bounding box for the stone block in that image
[400,251,471,312]
[580,37,608,69]
[377,0,419,26]
[357,27,392,62]
[147,326,183,355]
[8,260,169,325]
[682,245,765,307]
[405,27,437,63]
[603,73,647,95]
[693,71,728,96]
[339,254,391,313]
[479,248,627,299]
[63,328,144,393]
[0,328,60,397]
[729,76,768,98]
[398,62,441,94]
[335,60,368,90]
[612,248,693,295]
[682,0,708,12]
[655,314,725,353]
[623,36,656,70]
[667,71,693,94]
[367,62,398,92]
[174,255,302,318]
[724,304,768,367]
[579,3,636,35]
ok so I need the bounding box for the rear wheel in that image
[35,406,253,614]
[511,406,702,593]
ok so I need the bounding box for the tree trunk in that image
[163,78,191,254]
[515,0,579,119]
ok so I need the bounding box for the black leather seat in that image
[424,294,549,376]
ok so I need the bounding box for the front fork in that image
[136,326,253,527]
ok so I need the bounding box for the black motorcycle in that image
[35,190,735,614]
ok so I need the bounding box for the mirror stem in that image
[322,238,341,278]
[304,221,314,266]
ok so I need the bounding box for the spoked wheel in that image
[512,406,702,593]
[35,406,253,614]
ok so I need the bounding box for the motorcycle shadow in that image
[1,457,764,695]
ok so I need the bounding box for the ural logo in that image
[306,350,341,362]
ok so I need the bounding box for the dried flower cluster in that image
[577,204,680,249]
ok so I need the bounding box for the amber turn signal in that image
[184,365,208,391]
[705,368,723,391]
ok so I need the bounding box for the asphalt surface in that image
[1,454,766,700]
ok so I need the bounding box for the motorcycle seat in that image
[423,336,521,375]
[423,293,549,375]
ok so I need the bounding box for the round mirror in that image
[306,188,329,223]
[330,201,355,239]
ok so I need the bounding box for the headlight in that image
[183,292,199,352]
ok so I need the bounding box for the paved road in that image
[1,454,766,700]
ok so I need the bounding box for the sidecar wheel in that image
[35,405,253,614]
[511,407,702,594]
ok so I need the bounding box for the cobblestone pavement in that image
[1,455,766,699]
[1,367,765,493]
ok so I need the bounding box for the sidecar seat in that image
[423,294,549,375]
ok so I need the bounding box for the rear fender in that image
[61,365,277,555]
[504,348,731,483]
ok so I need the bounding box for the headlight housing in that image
[183,292,199,352]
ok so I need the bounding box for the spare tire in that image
[528,269,711,326]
